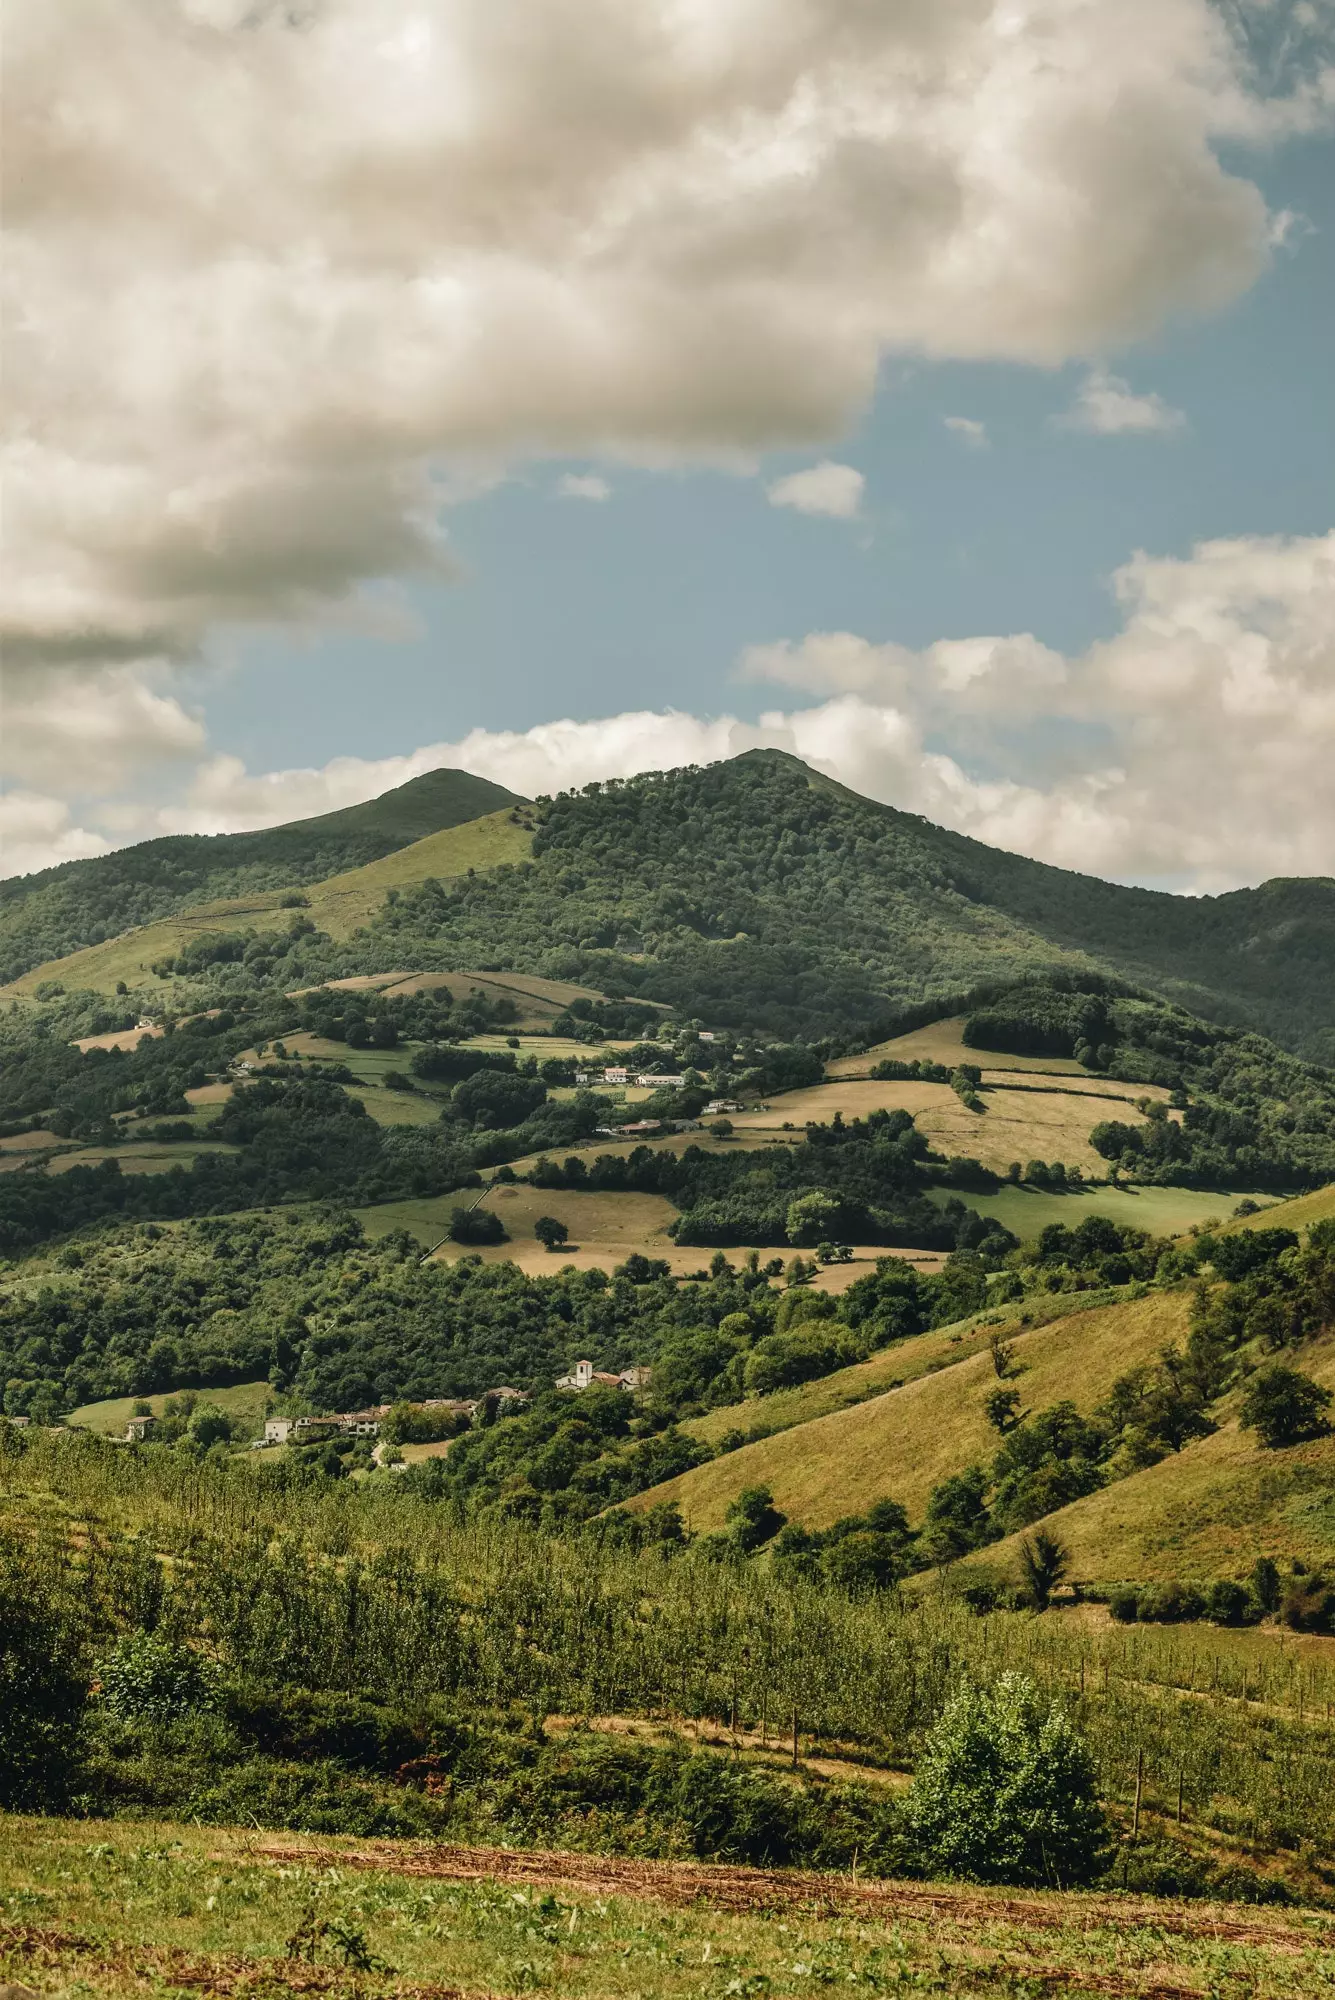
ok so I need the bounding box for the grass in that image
[830,1014,1089,1076]
[967,1326,1335,1589]
[927,1182,1269,1241]
[747,1074,1166,1177]
[0,812,534,1000]
[625,1289,1194,1534]
[4,1816,1332,2000]
[302,810,532,939]
[67,1378,273,1438]
[1228,1183,1335,1235]
[47,1140,240,1175]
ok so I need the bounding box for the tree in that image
[1239,1364,1332,1448]
[985,1387,1022,1435]
[534,1216,570,1252]
[448,1206,508,1245]
[1016,1529,1069,1611]
[451,1068,547,1128]
[0,1546,88,1808]
[726,1484,786,1553]
[785,1191,845,1247]
[903,1673,1107,1886]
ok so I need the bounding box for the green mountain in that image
[305,749,1335,1060]
[0,766,526,984]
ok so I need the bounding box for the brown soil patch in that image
[254,1841,1328,1954]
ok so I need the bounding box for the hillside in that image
[209,749,1335,1056]
[7,751,1335,1059]
[623,1289,1195,1533]
[0,765,527,983]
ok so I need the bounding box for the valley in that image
[4,751,1335,1951]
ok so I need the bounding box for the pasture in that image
[68,1378,273,1438]
[829,1013,1088,1075]
[928,1180,1268,1241]
[46,1139,240,1175]
[625,1289,1193,1533]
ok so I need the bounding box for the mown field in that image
[3,1814,1333,2000]
[926,1181,1270,1240]
[829,1015,1089,1076]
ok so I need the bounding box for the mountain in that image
[5,748,1335,1059]
[285,749,1335,1058]
[0,767,527,985]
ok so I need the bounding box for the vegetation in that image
[0,766,522,984]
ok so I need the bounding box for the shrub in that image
[1137,1580,1205,1624]
[448,1206,508,1246]
[1282,1574,1335,1635]
[1204,1578,1254,1627]
[1107,1588,1139,1624]
[97,1631,220,1723]
[1239,1365,1332,1448]
[903,1673,1107,1887]
[0,1544,89,1807]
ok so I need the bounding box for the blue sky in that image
[6,0,1334,890]
[208,131,1335,776]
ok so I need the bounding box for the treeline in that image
[963,982,1335,1188]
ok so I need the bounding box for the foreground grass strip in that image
[255,1841,1332,1950]
[4,1819,1335,1999]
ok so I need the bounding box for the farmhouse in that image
[555,1359,653,1393]
[124,1414,157,1443]
[635,1072,685,1087]
[602,1066,630,1084]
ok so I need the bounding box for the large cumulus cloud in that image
[5,0,1327,696]
[88,529,1331,893]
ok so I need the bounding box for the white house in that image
[635,1073,685,1088]
[263,1417,295,1445]
[556,1359,652,1393]
[602,1067,630,1085]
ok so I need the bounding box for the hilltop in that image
[0,765,526,984]
[5,750,1335,1058]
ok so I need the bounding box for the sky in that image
[4,0,1334,891]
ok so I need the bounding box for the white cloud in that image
[1059,368,1187,435]
[944,416,989,448]
[76,525,1335,895]
[558,474,612,503]
[767,462,865,519]
[6,0,1324,700]
[0,665,205,791]
[0,792,111,879]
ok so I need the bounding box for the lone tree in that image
[1239,1364,1332,1448]
[1017,1528,1069,1611]
[533,1216,570,1253]
[904,1672,1107,1886]
[726,1484,787,1553]
[984,1386,1022,1435]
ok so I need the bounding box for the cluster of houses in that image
[554,1359,652,1393]
[255,1387,529,1447]
[575,1067,688,1088]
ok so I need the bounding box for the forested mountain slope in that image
[0,767,526,983]
[6,750,1334,1058]
[323,751,1335,1056]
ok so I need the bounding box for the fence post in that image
[792,1708,799,1770]
[1132,1747,1144,1841]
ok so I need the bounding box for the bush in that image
[1239,1365,1332,1449]
[448,1206,508,1245]
[97,1631,220,1723]
[1107,1588,1139,1624]
[1204,1578,1255,1626]
[1136,1580,1205,1624]
[1282,1573,1335,1635]
[903,1673,1107,1887]
[0,1544,89,1807]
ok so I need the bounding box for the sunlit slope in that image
[1,810,531,997]
[969,1327,1335,1586]
[625,1289,1192,1532]
[1227,1183,1335,1235]
[302,809,531,937]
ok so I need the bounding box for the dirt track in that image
[255,1838,1330,1954]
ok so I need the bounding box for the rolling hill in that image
[6,751,1335,1058]
[0,766,528,984]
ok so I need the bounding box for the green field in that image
[830,1014,1088,1076]
[927,1181,1274,1240]
[68,1378,274,1438]
[6,1814,1331,2000]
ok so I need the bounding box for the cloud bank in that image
[7,0,1329,720]
[21,528,1321,896]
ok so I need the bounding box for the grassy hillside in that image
[68,1378,273,1438]
[969,1327,1335,1587]
[625,1289,1194,1533]
[1,810,532,999]
[0,766,527,984]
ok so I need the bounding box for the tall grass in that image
[5,1423,1334,1855]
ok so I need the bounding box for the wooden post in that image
[1176,1764,1184,1827]
[1132,1748,1144,1841]
[792,1708,799,1770]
